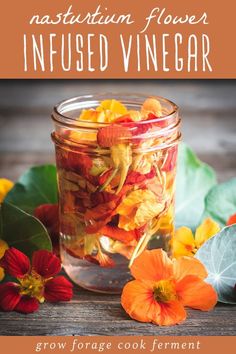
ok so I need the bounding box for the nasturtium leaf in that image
[0,202,52,258]
[5,165,58,214]
[175,143,217,230]
[202,178,236,227]
[196,224,236,304]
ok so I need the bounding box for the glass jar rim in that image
[52,93,179,129]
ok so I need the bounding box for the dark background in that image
[0,80,235,182]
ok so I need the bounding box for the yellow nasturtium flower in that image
[96,99,127,116]
[0,179,13,280]
[117,189,165,231]
[79,99,128,124]
[71,99,128,142]
[172,218,220,258]
[0,178,14,203]
[141,97,162,117]
[0,239,9,281]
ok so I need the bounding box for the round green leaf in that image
[0,202,52,258]
[5,165,58,214]
[196,224,236,304]
[175,143,217,230]
[202,178,236,227]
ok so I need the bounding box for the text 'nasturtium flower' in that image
[0,178,14,203]
[172,218,220,258]
[121,249,217,326]
[0,239,9,281]
[0,248,73,314]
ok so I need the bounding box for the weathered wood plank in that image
[0,80,236,113]
[0,289,235,336]
[0,153,54,181]
[1,281,235,335]
[0,288,235,336]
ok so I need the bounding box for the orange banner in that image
[0,0,235,78]
[0,336,236,354]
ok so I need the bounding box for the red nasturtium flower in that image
[97,124,131,147]
[226,213,236,226]
[121,249,217,326]
[0,248,73,314]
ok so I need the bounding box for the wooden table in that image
[1,287,236,336]
[0,80,236,335]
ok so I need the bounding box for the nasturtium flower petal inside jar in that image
[51,94,181,293]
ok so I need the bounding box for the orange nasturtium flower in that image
[117,189,165,231]
[121,249,217,326]
[0,240,9,281]
[0,178,14,203]
[172,218,220,258]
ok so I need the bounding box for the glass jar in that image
[51,93,181,294]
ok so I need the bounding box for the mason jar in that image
[51,93,181,294]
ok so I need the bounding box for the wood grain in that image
[0,287,235,336]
